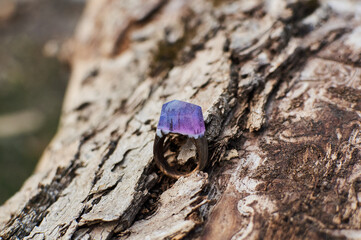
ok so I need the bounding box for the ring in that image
[153,100,208,178]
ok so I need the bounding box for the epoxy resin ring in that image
[153,100,208,178]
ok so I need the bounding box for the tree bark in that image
[1,0,361,239]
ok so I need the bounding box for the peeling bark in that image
[1,0,361,239]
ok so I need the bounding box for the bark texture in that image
[1,0,361,239]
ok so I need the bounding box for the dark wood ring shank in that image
[153,133,208,179]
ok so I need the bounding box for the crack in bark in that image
[76,176,124,225]
[69,135,123,231]
[0,132,93,240]
[264,27,350,116]
[74,101,92,111]
[283,0,320,23]
[315,55,361,68]
[184,3,353,239]
[111,147,139,172]
[92,136,121,186]
[110,167,158,236]
[112,0,169,56]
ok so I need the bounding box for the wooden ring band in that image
[153,133,208,178]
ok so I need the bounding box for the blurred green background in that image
[0,0,85,204]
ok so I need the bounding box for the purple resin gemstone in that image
[156,100,206,139]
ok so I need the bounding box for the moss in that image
[149,15,199,77]
[149,37,187,77]
[209,0,234,7]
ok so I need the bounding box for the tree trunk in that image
[1,0,361,239]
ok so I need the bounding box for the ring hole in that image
[163,133,198,174]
